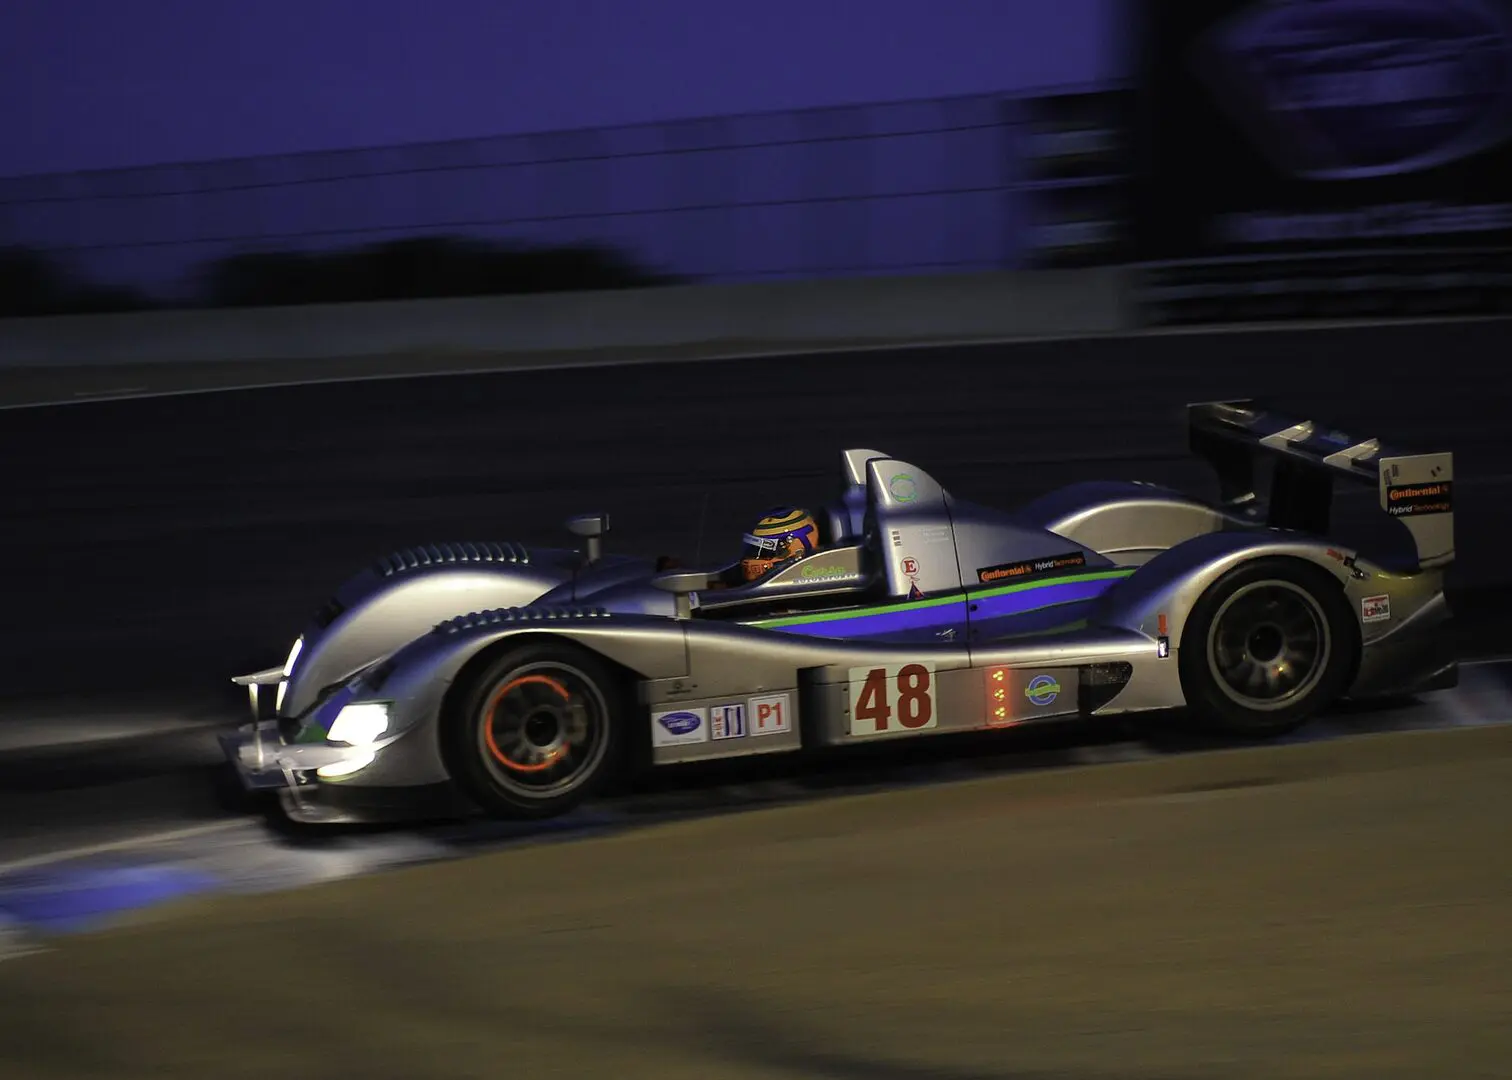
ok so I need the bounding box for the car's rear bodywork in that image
[222,399,1457,823]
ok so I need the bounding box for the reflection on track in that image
[3,659,1509,956]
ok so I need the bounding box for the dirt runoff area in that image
[1,728,1509,1080]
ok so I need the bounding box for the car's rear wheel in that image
[1178,557,1356,738]
[445,641,624,820]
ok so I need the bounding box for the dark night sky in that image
[2,0,1120,177]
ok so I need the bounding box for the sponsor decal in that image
[1386,481,1453,516]
[900,555,923,599]
[749,693,791,736]
[1157,612,1170,658]
[710,704,746,740]
[1025,674,1062,707]
[890,529,903,548]
[798,562,860,583]
[984,666,1076,724]
[651,707,708,748]
[743,532,781,554]
[1326,547,1369,580]
[1361,594,1392,623]
[919,525,951,545]
[888,474,918,503]
[977,551,1088,584]
[1197,0,1512,182]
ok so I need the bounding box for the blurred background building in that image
[1,0,1508,320]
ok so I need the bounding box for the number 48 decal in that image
[847,662,937,736]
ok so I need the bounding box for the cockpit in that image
[684,449,894,620]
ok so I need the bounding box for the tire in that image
[1177,557,1356,739]
[443,641,625,820]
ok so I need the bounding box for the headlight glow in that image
[326,701,391,746]
[317,751,376,778]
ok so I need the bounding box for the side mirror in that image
[565,512,609,563]
[651,569,712,619]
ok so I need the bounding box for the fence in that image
[0,85,1127,305]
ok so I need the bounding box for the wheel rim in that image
[476,662,610,800]
[1205,580,1331,713]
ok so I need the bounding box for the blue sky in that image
[1,0,1121,176]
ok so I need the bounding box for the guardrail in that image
[0,267,1132,375]
[1135,249,1512,326]
[2,260,1508,412]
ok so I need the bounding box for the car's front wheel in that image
[444,641,624,820]
[1178,557,1356,738]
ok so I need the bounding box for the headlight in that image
[326,701,391,745]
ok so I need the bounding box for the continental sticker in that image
[1385,482,1452,516]
[977,550,1087,584]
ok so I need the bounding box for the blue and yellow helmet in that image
[740,506,820,581]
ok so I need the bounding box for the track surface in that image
[4,740,1510,1079]
[5,318,1512,720]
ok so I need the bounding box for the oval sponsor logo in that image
[658,711,702,736]
[1025,675,1061,707]
[1199,0,1512,179]
[888,474,918,502]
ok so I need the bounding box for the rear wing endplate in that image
[1188,399,1453,571]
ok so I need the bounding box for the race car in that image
[221,399,1458,824]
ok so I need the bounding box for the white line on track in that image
[0,716,224,755]
[5,312,1510,411]
[0,821,247,877]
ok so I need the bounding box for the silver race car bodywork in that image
[222,399,1458,824]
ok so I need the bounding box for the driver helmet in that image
[740,507,820,581]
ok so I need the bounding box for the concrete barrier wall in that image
[0,268,1133,371]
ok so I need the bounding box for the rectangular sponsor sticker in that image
[1385,482,1452,516]
[748,693,791,736]
[710,704,746,740]
[977,550,1087,584]
[1361,594,1391,623]
[651,707,709,747]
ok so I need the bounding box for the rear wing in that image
[1187,399,1453,571]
